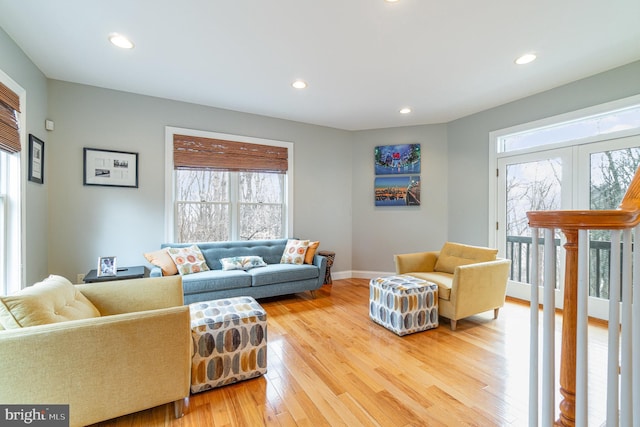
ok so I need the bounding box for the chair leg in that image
[174,397,188,419]
[450,319,457,331]
[494,308,500,319]
[310,290,317,299]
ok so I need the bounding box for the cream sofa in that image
[0,275,191,427]
[394,242,511,330]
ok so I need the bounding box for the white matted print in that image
[83,148,138,188]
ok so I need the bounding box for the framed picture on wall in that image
[374,144,421,175]
[83,148,138,188]
[28,134,44,184]
[374,175,421,206]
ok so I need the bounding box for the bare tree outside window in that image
[239,172,284,240]
[588,147,640,299]
[175,169,284,242]
[505,159,562,285]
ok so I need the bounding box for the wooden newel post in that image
[556,228,578,427]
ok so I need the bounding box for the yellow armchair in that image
[395,242,511,330]
[0,275,191,427]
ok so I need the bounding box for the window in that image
[491,94,640,320]
[498,102,640,153]
[165,127,293,242]
[0,75,23,295]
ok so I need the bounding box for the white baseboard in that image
[330,270,395,280]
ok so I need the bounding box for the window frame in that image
[0,69,26,295]
[164,126,294,242]
[489,93,640,250]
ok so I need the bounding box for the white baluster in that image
[542,228,556,426]
[621,228,632,426]
[634,225,640,427]
[530,228,539,427]
[576,229,588,426]
[607,230,621,426]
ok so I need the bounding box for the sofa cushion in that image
[280,239,310,265]
[0,275,101,329]
[220,256,268,271]
[434,242,497,274]
[180,270,252,295]
[250,264,319,287]
[167,245,210,275]
[144,248,178,276]
[403,272,453,301]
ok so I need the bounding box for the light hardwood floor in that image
[92,278,609,426]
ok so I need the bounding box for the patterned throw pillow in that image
[220,256,268,271]
[167,245,210,275]
[280,239,310,265]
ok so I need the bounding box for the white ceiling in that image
[1,0,639,131]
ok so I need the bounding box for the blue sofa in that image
[149,239,327,304]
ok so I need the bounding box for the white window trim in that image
[488,93,640,250]
[0,68,26,293]
[164,126,294,242]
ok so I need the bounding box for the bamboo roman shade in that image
[0,81,21,154]
[173,134,288,173]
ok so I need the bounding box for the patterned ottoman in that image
[189,296,267,393]
[369,275,438,336]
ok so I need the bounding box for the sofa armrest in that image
[314,254,328,284]
[0,306,191,427]
[75,276,184,316]
[149,266,163,277]
[449,258,511,318]
[394,251,439,274]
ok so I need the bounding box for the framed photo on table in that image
[28,134,44,184]
[97,256,117,277]
[83,148,138,188]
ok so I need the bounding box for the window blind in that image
[173,134,288,173]
[0,81,21,154]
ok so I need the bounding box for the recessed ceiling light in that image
[109,33,135,49]
[399,107,412,114]
[292,80,307,89]
[515,53,537,65]
[385,0,400,3]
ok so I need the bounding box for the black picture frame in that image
[28,134,44,184]
[83,148,138,188]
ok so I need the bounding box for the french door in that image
[497,135,640,319]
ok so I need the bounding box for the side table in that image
[317,250,335,284]
[83,265,146,283]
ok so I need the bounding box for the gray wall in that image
[47,81,353,281]
[447,60,640,245]
[0,27,49,286]
[351,125,448,274]
[3,21,640,286]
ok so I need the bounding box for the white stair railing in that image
[528,225,639,426]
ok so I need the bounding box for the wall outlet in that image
[77,273,85,283]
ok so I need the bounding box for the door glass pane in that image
[505,158,562,285]
[588,147,640,299]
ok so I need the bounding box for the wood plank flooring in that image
[91,278,609,426]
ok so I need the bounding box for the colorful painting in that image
[374,144,421,175]
[375,176,421,206]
